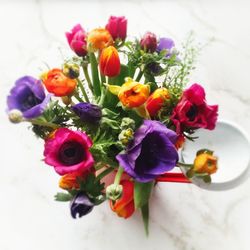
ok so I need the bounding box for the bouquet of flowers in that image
[7,16,218,234]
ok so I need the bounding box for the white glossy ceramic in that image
[180,120,250,191]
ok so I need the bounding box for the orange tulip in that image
[43,69,77,97]
[87,28,113,51]
[146,88,171,116]
[108,78,149,108]
[99,46,120,77]
[193,151,218,175]
[110,180,135,219]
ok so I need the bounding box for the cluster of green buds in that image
[62,62,80,79]
[106,183,123,201]
[118,117,135,145]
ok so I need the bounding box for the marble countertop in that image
[1,0,250,249]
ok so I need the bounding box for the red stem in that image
[156,173,191,183]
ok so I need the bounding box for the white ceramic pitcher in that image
[180,120,250,191]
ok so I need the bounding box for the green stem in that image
[95,167,114,182]
[28,120,60,129]
[89,52,101,97]
[77,79,90,102]
[176,162,193,168]
[82,65,94,93]
[73,91,84,102]
[114,166,124,185]
[98,87,107,106]
[135,70,143,82]
[100,73,106,84]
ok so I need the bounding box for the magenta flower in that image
[116,120,178,183]
[66,24,87,57]
[105,16,127,41]
[44,128,94,175]
[7,76,51,119]
[171,83,218,134]
[140,32,157,53]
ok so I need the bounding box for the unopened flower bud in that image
[70,193,94,219]
[61,96,72,105]
[140,32,157,53]
[106,184,123,201]
[8,109,23,123]
[120,117,135,130]
[63,62,80,79]
[118,128,134,145]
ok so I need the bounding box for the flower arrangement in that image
[7,16,219,234]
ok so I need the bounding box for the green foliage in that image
[54,192,73,202]
[141,203,150,236]
[31,101,69,139]
[90,127,124,167]
[134,181,154,209]
[77,173,105,203]
[134,181,153,236]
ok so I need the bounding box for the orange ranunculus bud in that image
[175,134,185,150]
[116,78,150,108]
[59,170,92,190]
[87,28,113,51]
[43,69,77,97]
[110,180,135,219]
[99,46,120,77]
[193,151,218,175]
[146,88,171,116]
[59,172,80,190]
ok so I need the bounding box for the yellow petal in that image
[108,85,121,95]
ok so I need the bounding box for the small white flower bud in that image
[8,109,23,123]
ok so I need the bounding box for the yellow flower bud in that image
[193,151,218,175]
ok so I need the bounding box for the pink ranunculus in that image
[44,128,94,175]
[66,24,87,57]
[105,16,127,41]
[171,83,218,134]
[140,32,157,53]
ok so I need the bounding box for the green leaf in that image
[134,181,154,209]
[102,64,129,109]
[89,52,101,97]
[114,64,129,86]
[141,203,149,236]
[202,175,212,183]
[54,192,73,202]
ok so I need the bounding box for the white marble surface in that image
[1,0,250,249]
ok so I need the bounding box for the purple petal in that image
[23,94,51,118]
[116,120,179,182]
[157,37,175,52]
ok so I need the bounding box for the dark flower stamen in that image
[186,105,198,121]
[59,141,85,166]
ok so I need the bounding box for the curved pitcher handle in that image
[180,120,250,191]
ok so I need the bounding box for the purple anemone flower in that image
[116,120,179,183]
[72,102,102,123]
[7,76,51,119]
[70,193,94,219]
[157,37,175,58]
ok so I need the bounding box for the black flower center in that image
[58,141,85,166]
[135,132,166,174]
[21,91,41,111]
[186,105,198,121]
